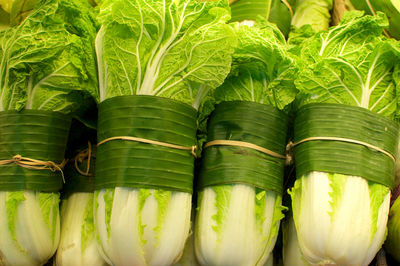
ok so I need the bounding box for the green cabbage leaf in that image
[0,0,98,114]
[345,0,400,39]
[295,11,400,119]
[96,0,236,109]
[215,19,297,110]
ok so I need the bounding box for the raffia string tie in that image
[0,155,67,183]
[98,136,197,158]
[74,141,94,177]
[204,140,286,159]
[289,136,396,163]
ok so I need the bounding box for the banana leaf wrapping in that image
[0,110,71,192]
[198,101,289,194]
[294,103,399,188]
[95,95,197,193]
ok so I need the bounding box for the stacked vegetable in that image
[93,1,235,265]
[290,11,400,266]
[56,119,106,266]
[0,0,97,265]
[0,0,400,265]
[195,19,296,266]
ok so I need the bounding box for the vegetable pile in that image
[0,0,400,266]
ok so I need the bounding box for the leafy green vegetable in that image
[0,0,98,114]
[215,19,297,110]
[0,1,98,265]
[95,188,192,266]
[93,1,236,266]
[290,172,391,265]
[195,185,284,266]
[0,191,61,266]
[56,194,107,266]
[153,190,171,243]
[38,192,60,244]
[290,12,399,265]
[96,0,236,108]
[81,195,95,252]
[6,192,26,252]
[195,20,293,266]
[338,0,400,39]
[210,186,232,239]
[295,11,400,119]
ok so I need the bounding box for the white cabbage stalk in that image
[0,191,60,266]
[95,187,191,266]
[283,215,310,266]
[173,220,199,266]
[173,233,199,266]
[56,193,107,266]
[264,253,273,266]
[195,184,284,266]
[290,171,391,266]
[385,194,400,262]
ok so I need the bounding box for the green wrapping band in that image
[294,103,399,188]
[95,95,197,193]
[0,110,71,192]
[198,101,289,194]
[62,148,95,198]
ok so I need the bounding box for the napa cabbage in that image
[0,0,98,265]
[290,12,400,266]
[195,20,296,266]
[94,1,236,265]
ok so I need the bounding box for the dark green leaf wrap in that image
[95,95,197,193]
[198,101,289,194]
[294,103,399,188]
[62,152,95,198]
[0,110,71,192]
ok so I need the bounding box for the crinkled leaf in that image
[0,0,98,114]
[96,0,236,109]
[215,20,297,110]
[295,11,400,119]
[347,0,400,39]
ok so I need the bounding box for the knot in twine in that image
[0,155,67,183]
[74,141,95,177]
